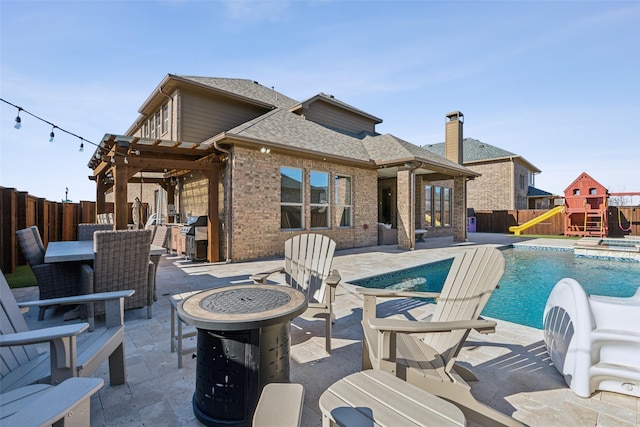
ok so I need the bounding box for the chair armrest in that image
[367,318,496,334]
[0,324,88,347]
[326,270,341,287]
[250,267,285,284]
[356,287,441,300]
[2,378,104,427]
[17,290,135,308]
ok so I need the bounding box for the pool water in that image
[351,248,640,329]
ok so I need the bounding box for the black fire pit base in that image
[193,395,248,427]
[192,323,292,427]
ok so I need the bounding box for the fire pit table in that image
[177,284,308,427]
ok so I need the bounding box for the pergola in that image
[87,133,224,261]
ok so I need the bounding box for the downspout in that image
[213,141,233,263]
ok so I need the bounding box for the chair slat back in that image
[423,247,505,361]
[77,223,113,241]
[1,270,40,380]
[284,234,336,303]
[93,229,152,313]
[16,227,45,267]
[151,225,169,248]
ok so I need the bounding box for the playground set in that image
[510,172,639,238]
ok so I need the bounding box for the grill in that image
[180,216,208,261]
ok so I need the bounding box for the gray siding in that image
[304,101,376,135]
[179,89,268,142]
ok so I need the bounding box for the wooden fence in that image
[474,207,640,237]
[2,185,638,274]
[0,186,147,274]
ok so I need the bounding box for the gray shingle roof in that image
[225,108,373,162]
[363,134,475,172]
[178,76,298,109]
[528,186,554,197]
[423,138,517,162]
[220,108,475,176]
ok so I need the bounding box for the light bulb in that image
[14,115,21,129]
[124,156,129,164]
[111,156,115,164]
[95,151,101,159]
[49,130,55,143]
[79,143,84,152]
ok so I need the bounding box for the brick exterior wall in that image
[177,146,378,261]
[513,161,530,210]
[466,160,514,210]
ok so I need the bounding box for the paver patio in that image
[11,233,640,426]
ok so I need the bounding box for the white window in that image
[335,175,352,227]
[162,104,169,134]
[150,115,155,139]
[156,111,162,137]
[281,167,304,229]
[310,171,329,229]
[425,185,452,227]
[143,122,149,138]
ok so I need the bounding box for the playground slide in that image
[509,206,565,236]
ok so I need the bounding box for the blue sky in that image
[1,0,639,204]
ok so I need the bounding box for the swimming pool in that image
[351,247,640,329]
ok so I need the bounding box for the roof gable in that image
[290,93,383,124]
[423,138,540,173]
[178,76,298,109]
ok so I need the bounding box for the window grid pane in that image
[281,167,304,229]
[310,171,329,229]
[335,175,352,227]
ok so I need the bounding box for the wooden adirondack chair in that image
[0,269,132,393]
[251,233,341,354]
[358,246,523,427]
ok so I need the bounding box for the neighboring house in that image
[423,138,554,210]
[87,75,479,262]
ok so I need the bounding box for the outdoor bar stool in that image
[170,291,200,368]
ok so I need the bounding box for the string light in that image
[1,98,111,157]
[2,98,144,165]
[14,108,22,129]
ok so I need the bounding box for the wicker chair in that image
[16,226,82,320]
[77,223,113,240]
[83,229,155,325]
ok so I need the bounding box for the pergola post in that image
[113,160,130,230]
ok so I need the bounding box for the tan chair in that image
[0,269,132,393]
[358,246,523,427]
[16,226,82,320]
[83,229,155,327]
[251,233,341,353]
[77,223,112,240]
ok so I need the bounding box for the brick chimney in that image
[445,111,464,164]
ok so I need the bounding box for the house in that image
[423,138,555,210]
[87,75,479,262]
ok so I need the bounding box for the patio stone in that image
[9,233,639,426]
